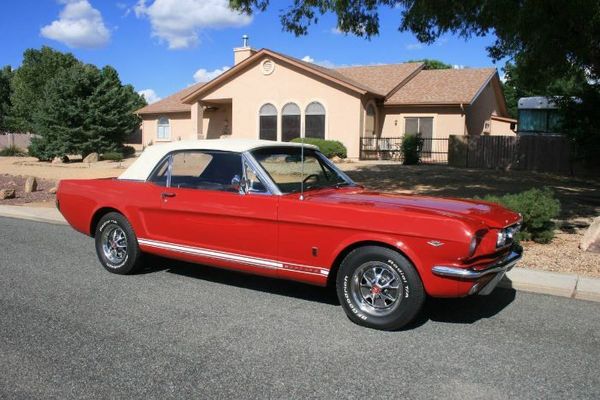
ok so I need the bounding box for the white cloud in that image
[452,64,465,70]
[330,27,343,35]
[138,89,161,103]
[300,55,338,68]
[405,43,424,50]
[134,0,252,49]
[193,66,230,82]
[41,0,110,48]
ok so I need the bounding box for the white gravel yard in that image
[340,162,600,277]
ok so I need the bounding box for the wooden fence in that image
[448,135,572,174]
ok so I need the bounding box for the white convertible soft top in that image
[119,138,318,181]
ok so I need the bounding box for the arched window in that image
[157,116,170,140]
[259,103,277,141]
[281,102,301,142]
[365,104,376,136]
[305,102,325,139]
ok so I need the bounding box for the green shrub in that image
[0,145,26,157]
[480,187,561,244]
[122,145,136,158]
[101,151,124,161]
[28,137,53,161]
[401,134,423,165]
[290,138,347,159]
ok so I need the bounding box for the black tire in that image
[94,212,143,275]
[336,246,425,330]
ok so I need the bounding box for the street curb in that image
[1,205,599,303]
[499,268,579,298]
[0,205,67,225]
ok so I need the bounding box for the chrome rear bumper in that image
[431,245,523,295]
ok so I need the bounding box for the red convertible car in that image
[57,139,522,330]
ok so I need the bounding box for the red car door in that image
[139,150,279,277]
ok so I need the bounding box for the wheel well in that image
[326,241,412,287]
[90,207,122,237]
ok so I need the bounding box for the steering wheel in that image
[302,174,320,184]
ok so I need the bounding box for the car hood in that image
[304,187,521,229]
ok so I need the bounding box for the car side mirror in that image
[231,174,247,194]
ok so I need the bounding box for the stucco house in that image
[137,41,515,159]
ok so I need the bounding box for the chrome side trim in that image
[431,249,522,279]
[138,238,329,277]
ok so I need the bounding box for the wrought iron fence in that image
[359,137,449,164]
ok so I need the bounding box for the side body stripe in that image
[138,238,329,277]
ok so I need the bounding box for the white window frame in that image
[157,116,171,141]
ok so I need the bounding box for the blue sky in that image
[0,0,508,103]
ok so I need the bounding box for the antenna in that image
[299,135,305,200]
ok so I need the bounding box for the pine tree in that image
[0,66,13,132]
[29,61,146,160]
[30,63,99,160]
[8,47,77,132]
[85,66,145,156]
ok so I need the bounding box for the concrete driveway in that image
[1,217,599,399]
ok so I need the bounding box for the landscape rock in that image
[0,188,16,199]
[331,156,343,163]
[24,176,37,193]
[48,187,57,194]
[580,216,600,253]
[51,156,69,164]
[83,152,99,163]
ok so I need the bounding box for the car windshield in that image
[251,147,352,194]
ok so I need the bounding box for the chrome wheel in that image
[101,226,128,265]
[350,262,403,317]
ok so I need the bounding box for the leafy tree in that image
[0,66,13,131]
[407,59,452,70]
[8,46,78,132]
[502,60,589,119]
[230,1,599,84]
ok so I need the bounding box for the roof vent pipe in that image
[234,35,255,65]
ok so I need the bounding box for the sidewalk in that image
[1,204,599,302]
[0,204,66,225]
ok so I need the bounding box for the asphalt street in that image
[1,216,599,399]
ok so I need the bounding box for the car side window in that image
[243,160,267,194]
[169,151,243,192]
[149,157,170,186]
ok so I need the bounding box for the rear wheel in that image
[336,246,425,330]
[94,212,143,274]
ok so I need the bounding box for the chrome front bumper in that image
[431,246,523,295]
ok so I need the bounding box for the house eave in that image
[181,49,378,104]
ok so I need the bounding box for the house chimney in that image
[234,34,256,65]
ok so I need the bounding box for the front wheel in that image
[336,246,425,330]
[94,212,143,274]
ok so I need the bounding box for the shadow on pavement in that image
[138,255,517,327]
[138,255,340,306]
[420,288,517,325]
